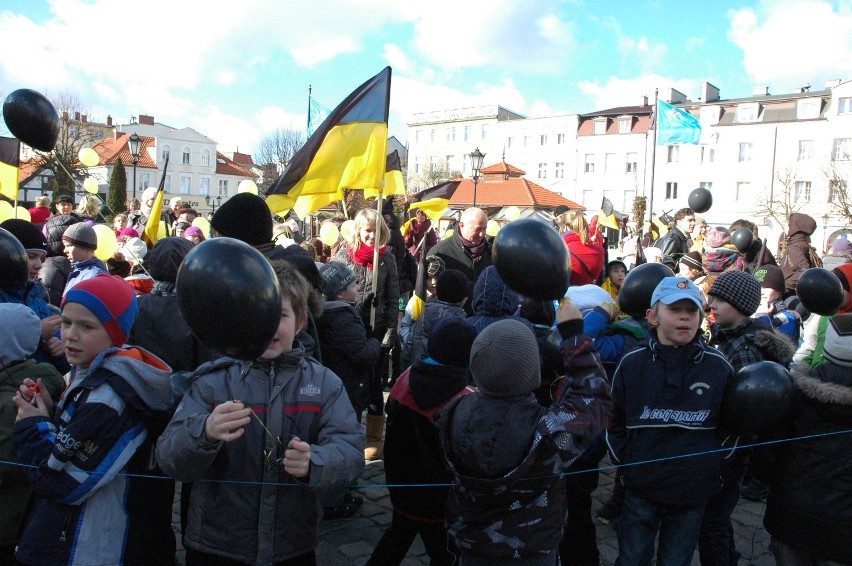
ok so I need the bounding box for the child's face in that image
[27,251,45,281]
[64,242,94,263]
[760,287,780,306]
[113,216,127,231]
[359,223,376,247]
[337,281,359,303]
[609,266,626,287]
[260,296,306,360]
[61,302,114,366]
[708,296,745,327]
[647,299,700,346]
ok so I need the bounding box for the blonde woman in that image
[559,209,605,285]
[333,207,399,458]
[75,194,101,221]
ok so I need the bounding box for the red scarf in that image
[352,244,386,269]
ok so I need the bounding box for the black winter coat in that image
[430,233,492,315]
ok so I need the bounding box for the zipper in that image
[59,509,73,542]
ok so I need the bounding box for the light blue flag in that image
[656,100,702,145]
[307,96,331,138]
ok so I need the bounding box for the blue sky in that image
[2,0,851,156]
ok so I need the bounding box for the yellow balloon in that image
[92,224,117,261]
[13,206,31,222]
[0,201,12,223]
[505,205,521,222]
[339,220,356,241]
[78,147,100,167]
[83,177,99,194]
[486,219,500,237]
[238,179,258,195]
[192,217,210,237]
[319,221,340,247]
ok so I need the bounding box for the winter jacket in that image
[562,231,605,285]
[654,227,690,259]
[820,252,852,271]
[64,257,108,296]
[156,348,364,565]
[703,246,744,276]
[781,213,819,293]
[0,282,70,375]
[605,334,734,509]
[438,321,612,560]
[430,233,493,314]
[13,347,174,566]
[402,300,466,368]
[405,218,437,261]
[466,265,531,333]
[39,256,72,306]
[0,359,65,549]
[385,215,414,295]
[762,362,852,563]
[583,311,651,377]
[334,246,399,343]
[712,317,795,371]
[754,300,802,343]
[316,300,382,414]
[384,360,475,521]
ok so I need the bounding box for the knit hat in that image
[680,251,705,273]
[211,193,273,247]
[753,264,785,294]
[147,237,194,282]
[62,222,98,250]
[426,317,478,368]
[708,270,762,315]
[831,237,852,255]
[0,303,41,366]
[435,269,469,304]
[824,314,852,366]
[0,219,48,254]
[62,275,138,347]
[606,260,627,275]
[706,226,732,248]
[119,227,140,239]
[56,194,73,204]
[184,226,203,238]
[174,221,191,233]
[470,319,540,398]
[320,261,357,300]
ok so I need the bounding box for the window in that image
[464,126,471,141]
[218,179,229,197]
[794,181,812,202]
[161,145,170,162]
[555,162,564,178]
[523,136,530,147]
[840,97,852,114]
[199,177,210,196]
[582,190,594,207]
[164,175,171,191]
[538,162,547,179]
[139,173,151,191]
[415,130,421,143]
[594,120,606,135]
[445,128,451,142]
[623,190,636,211]
[833,138,851,161]
[446,155,455,171]
[429,156,436,172]
[618,118,631,134]
[414,157,421,174]
[201,150,211,167]
[182,147,191,165]
[584,154,595,173]
[507,136,514,148]
[738,142,753,162]
[179,175,191,195]
[70,126,79,139]
[699,181,713,192]
[737,103,759,123]
[701,146,716,164]
[540,135,547,145]
[667,145,679,163]
[798,140,814,161]
[626,152,638,173]
[665,182,678,200]
[829,180,846,202]
[481,124,489,140]
[430,129,436,142]
[605,153,616,174]
[735,182,749,201]
[557,133,565,144]
[797,99,820,120]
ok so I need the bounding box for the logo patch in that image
[300,384,321,397]
[677,280,689,289]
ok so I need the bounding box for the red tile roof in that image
[448,176,583,209]
[94,133,158,169]
[480,161,526,176]
[18,158,42,184]
[215,152,252,176]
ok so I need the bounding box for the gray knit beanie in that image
[0,304,41,367]
[62,222,98,250]
[824,314,852,367]
[708,270,761,316]
[470,319,540,398]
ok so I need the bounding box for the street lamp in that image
[823,213,831,251]
[128,132,142,200]
[205,195,223,214]
[470,147,485,207]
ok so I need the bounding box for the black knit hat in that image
[680,251,705,273]
[147,237,194,282]
[435,269,469,304]
[211,193,273,246]
[320,261,356,300]
[427,317,478,368]
[0,219,48,254]
[708,270,761,315]
[753,264,785,294]
[470,319,540,398]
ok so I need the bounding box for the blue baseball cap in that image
[651,277,703,310]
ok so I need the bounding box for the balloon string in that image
[3,426,849,489]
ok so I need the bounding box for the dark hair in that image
[607,260,627,275]
[729,219,759,238]
[674,208,694,222]
[270,259,312,324]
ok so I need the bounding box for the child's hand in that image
[18,378,54,413]
[43,337,64,358]
[283,436,311,478]
[204,401,252,443]
[12,389,50,421]
[556,299,582,323]
[40,315,61,340]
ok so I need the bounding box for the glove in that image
[597,300,621,322]
[381,327,398,350]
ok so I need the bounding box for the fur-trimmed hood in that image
[792,363,852,407]
[751,327,796,365]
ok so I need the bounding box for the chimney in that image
[139,114,155,125]
[81,115,87,123]
[641,95,649,106]
[668,89,687,104]
[752,86,769,96]
[701,82,720,102]
[74,112,81,121]
[106,115,113,126]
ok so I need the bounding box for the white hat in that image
[118,237,148,263]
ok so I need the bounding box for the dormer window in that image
[797,98,821,120]
[737,103,759,123]
[700,106,721,125]
[618,117,632,134]
[593,119,607,135]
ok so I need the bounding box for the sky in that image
[2,0,852,158]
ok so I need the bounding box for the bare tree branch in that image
[752,165,807,234]
[253,128,305,193]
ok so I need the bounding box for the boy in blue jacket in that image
[606,277,733,564]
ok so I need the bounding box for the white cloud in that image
[578,74,699,110]
[383,44,411,74]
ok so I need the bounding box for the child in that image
[156,260,364,565]
[61,222,108,295]
[678,250,706,280]
[368,317,478,566]
[601,260,627,301]
[606,277,734,564]
[699,270,794,563]
[466,265,531,333]
[440,309,611,564]
[752,263,801,342]
[12,275,174,566]
[0,304,65,563]
[401,268,469,367]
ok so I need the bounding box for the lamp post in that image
[205,195,223,214]
[823,213,831,252]
[470,147,485,207]
[128,132,142,200]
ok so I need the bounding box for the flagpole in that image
[648,88,659,229]
[370,189,385,329]
[307,85,312,133]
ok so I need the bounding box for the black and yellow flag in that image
[366,149,405,199]
[598,196,621,230]
[407,180,460,224]
[0,137,21,201]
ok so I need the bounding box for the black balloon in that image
[98,204,111,217]
[796,268,844,316]
[3,89,60,152]
[176,237,281,360]
[784,295,810,322]
[0,227,28,288]
[719,361,792,438]
[687,187,713,213]
[617,262,675,319]
[731,227,754,254]
[492,218,570,300]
